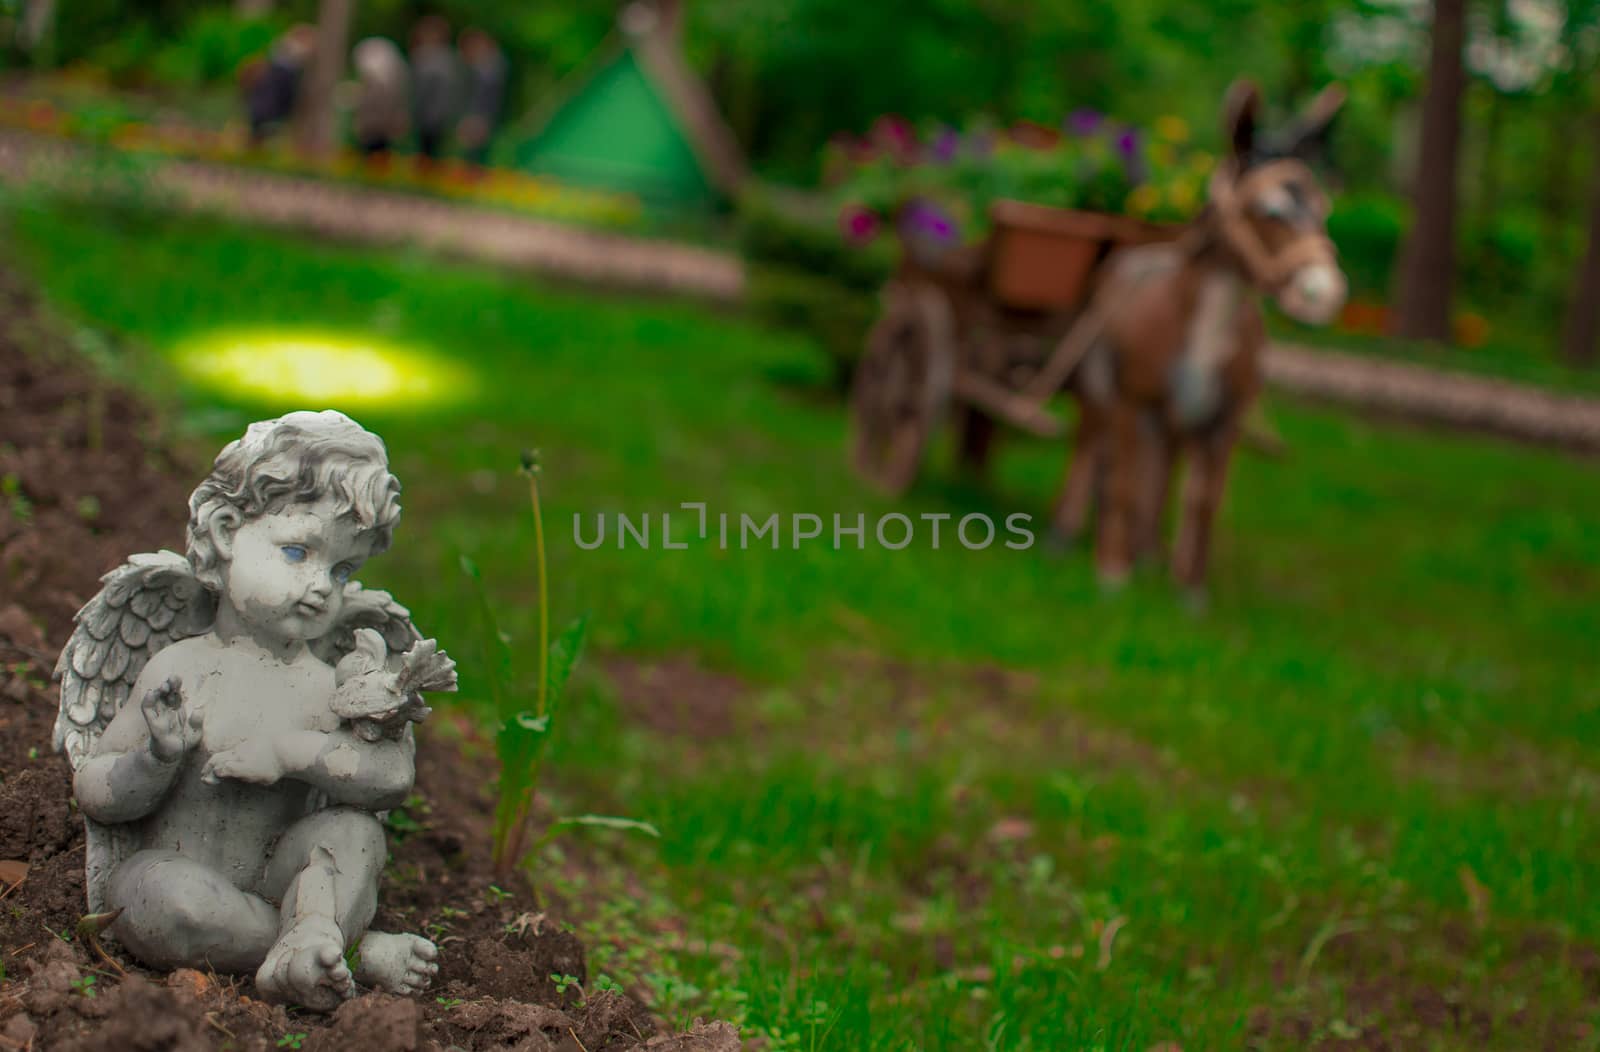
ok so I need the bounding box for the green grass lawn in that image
[7,198,1599,1050]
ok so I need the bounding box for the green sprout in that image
[464,450,656,879]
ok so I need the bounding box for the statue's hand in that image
[201,738,284,786]
[141,676,202,764]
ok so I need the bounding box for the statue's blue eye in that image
[332,563,353,584]
[281,545,307,563]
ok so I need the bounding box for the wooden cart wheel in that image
[850,282,955,495]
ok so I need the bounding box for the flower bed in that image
[827,109,1215,249]
[0,95,643,231]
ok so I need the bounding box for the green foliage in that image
[737,189,890,383]
[148,10,282,88]
[1326,193,1406,298]
[736,190,893,292]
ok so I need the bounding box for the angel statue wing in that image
[52,550,217,911]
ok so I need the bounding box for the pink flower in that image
[839,204,881,245]
[870,115,918,163]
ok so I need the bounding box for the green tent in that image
[514,4,745,211]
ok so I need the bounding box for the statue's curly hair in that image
[187,410,402,590]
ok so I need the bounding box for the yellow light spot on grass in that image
[172,329,472,408]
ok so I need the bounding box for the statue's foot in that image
[353,931,438,996]
[256,917,354,1010]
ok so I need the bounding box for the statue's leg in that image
[106,850,279,973]
[253,807,387,1009]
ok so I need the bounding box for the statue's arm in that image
[73,664,188,824]
[276,727,415,811]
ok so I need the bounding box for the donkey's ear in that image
[1284,83,1346,165]
[1222,79,1262,163]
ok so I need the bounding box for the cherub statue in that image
[52,410,457,1010]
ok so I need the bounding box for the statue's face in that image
[222,495,377,643]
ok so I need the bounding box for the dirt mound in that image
[0,265,741,1050]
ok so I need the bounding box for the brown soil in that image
[599,657,744,741]
[0,267,741,1050]
[1246,917,1600,1051]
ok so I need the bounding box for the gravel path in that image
[2,128,1597,455]
[1265,344,1600,453]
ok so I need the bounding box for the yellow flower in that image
[1150,143,1176,168]
[1155,115,1190,143]
[1127,185,1161,216]
[1169,181,1199,212]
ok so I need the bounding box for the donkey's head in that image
[1205,80,1347,325]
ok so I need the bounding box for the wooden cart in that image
[850,200,1178,494]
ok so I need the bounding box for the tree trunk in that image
[1392,0,1467,343]
[1562,114,1600,366]
[293,0,355,158]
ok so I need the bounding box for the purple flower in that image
[930,126,960,163]
[1114,127,1141,159]
[839,204,880,245]
[901,197,959,243]
[1067,108,1104,137]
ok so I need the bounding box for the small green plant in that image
[69,974,96,998]
[383,793,429,841]
[435,995,464,1008]
[465,450,657,877]
[276,1034,307,1050]
[485,884,512,903]
[2,473,31,523]
[550,972,581,996]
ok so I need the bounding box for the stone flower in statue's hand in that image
[332,628,456,742]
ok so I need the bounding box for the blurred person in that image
[409,15,461,162]
[456,28,507,168]
[352,37,410,157]
[241,24,317,146]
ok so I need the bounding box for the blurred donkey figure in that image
[240,24,318,146]
[1046,80,1348,599]
[352,37,411,157]
[456,28,508,167]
